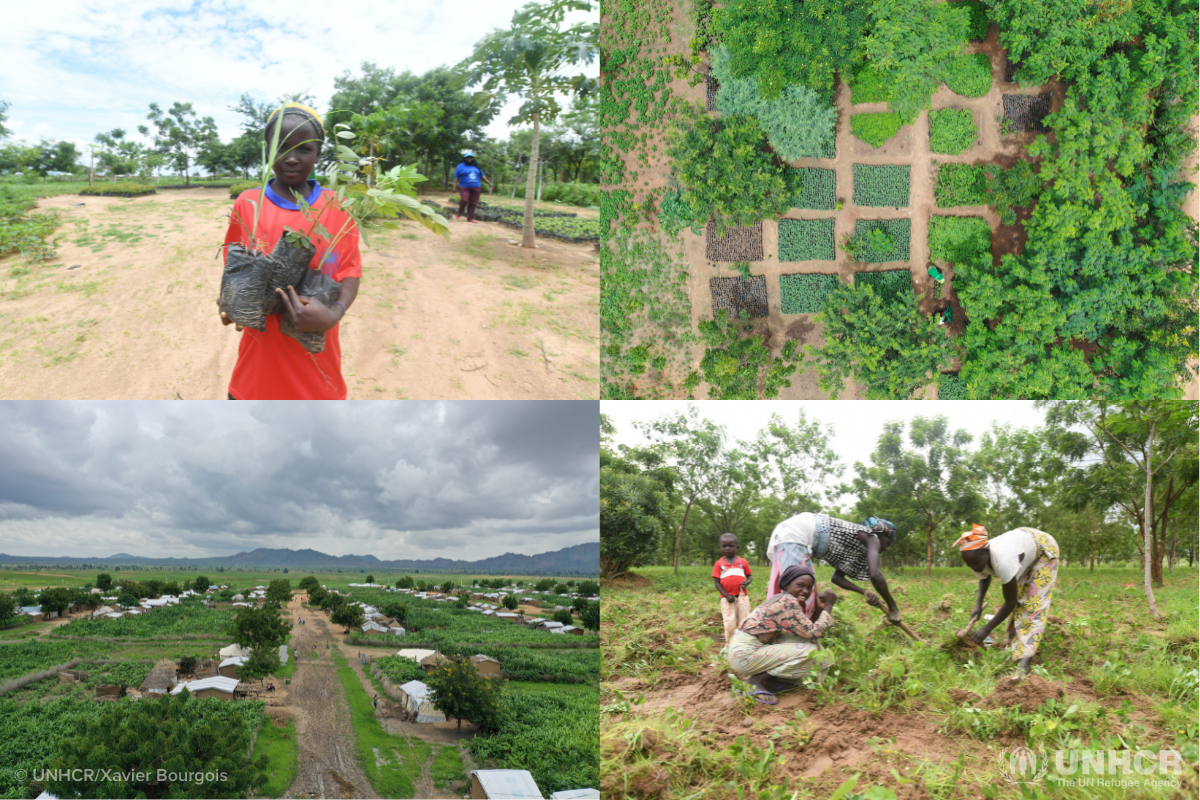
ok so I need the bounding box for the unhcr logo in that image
[997,746,1049,785]
[997,747,1185,786]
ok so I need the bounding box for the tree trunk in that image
[1143,420,1159,616]
[521,113,540,249]
[1167,531,1176,574]
[925,522,933,578]
[674,498,694,575]
[1089,539,1095,572]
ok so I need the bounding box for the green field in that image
[602,565,1198,799]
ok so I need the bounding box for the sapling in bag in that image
[279,268,341,354]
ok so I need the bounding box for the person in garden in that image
[712,533,753,644]
[728,563,837,701]
[767,512,903,623]
[218,102,362,399]
[956,524,1059,673]
[453,150,492,223]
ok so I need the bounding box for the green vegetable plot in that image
[945,53,993,97]
[934,162,988,207]
[852,164,911,207]
[928,109,977,154]
[852,219,912,262]
[928,215,992,264]
[789,168,836,210]
[53,603,237,639]
[0,640,112,682]
[780,273,841,314]
[850,112,903,148]
[778,218,835,262]
[938,372,970,398]
[856,268,914,303]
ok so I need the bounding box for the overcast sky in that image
[602,400,1049,504]
[0,401,599,560]
[1,0,597,168]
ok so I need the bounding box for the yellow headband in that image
[953,524,989,551]
[266,102,325,140]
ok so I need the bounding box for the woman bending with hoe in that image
[728,564,838,702]
[956,524,1059,673]
[768,512,903,623]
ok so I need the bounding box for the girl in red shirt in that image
[219,103,362,399]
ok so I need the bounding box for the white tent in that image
[398,680,445,723]
[469,770,542,799]
[395,649,438,663]
[219,644,252,659]
[170,676,239,696]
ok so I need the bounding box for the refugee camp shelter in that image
[398,680,446,723]
[420,652,453,673]
[170,676,239,701]
[140,658,179,695]
[471,655,502,676]
[219,644,252,660]
[550,790,600,800]
[469,770,542,799]
[218,656,247,679]
[395,648,438,664]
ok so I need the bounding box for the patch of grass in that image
[509,347,529,358]
[388,345,406,365]
[503,275,534,290]
[938,372,969,398]
[929,109,977,155]
[430,746,466,789]
[55,279,102,297]
[461,233,496,260]
[251,714,299,798]
[850,112,903,148]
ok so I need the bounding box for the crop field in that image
[0,639,113,682]
[50,602,237,639]
[600,0,1198,400]
[601,566,1199,799]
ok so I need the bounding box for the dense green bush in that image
[711,47,837,161]
[856,269,914,303]
[229,181,259,199]
[934,162,987,207]
[658,188,696,236]
[780,273,841,314]
[928,109,977,154]
[694,309,802,399]
[711,0,872,103]
[78,184,155,198]
[954,0,991,40]
[510,182,602,208]
[670,115,791,233]
[0,191,60,262]
[848,62,894,104]
[928,215,992,264]
[852,164,911,207]
[945,53,993,97]
[938,372,970,398]
[788,168,837,210]
[850,112,903,148]
[986,160,1042,225]
[846,219,912,262]
[778,218,836,262]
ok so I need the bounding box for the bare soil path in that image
[0,189,598,399]
[283,596,374,799]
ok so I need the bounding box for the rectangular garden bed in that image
[1002,94,1051,132]
[779,218,835,261]
[706,220,763,261]
[933,162,988,207]
[855,268,914,304]
[710,275,768,319]
[779,273,840,315]
[789,168,836,210]
[852,164,910,207]
[852,218,911,262]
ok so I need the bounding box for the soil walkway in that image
[0,189,598,399]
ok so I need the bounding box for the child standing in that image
[219,102,362,399]
[713,533,753,644]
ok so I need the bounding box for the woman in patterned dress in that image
[955,524,1060,673]
[727,564,839,699]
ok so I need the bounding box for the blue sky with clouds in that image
[1,0,597,166]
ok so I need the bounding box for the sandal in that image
[738,689,779,705]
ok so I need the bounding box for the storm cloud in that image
[0,401,599,559]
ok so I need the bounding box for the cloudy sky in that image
[602,400,1049,505]
[0,401,599,560]
[1,0,597,167]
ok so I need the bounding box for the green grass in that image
[251,713,300,798]
[272,646,296,680]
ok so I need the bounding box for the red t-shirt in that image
[224,180,363,400]
[713,556,752,595]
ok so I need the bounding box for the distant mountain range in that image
[0,542,599,576]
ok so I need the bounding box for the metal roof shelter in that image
[397,680,446,723]
[469,769,542,799]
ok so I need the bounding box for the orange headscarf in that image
[953,524,989,551]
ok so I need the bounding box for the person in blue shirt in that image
[453,150,492,223]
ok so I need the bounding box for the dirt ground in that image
[0,189,598,399]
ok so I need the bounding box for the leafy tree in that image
[296,576,319,593]
[985,160,1041,226]
[459,0,598,248]
[331,604,364,628]
[381,603,407,624]
[162,581,182,597]
[806,281,954,399]
[748,411,844,517]
[852,417,981,575]
[144,101,218,187]
[93,128,143,177]
[232,605,289,677]
[396,575,414,589]
[970,424,1060,534]
[45,692,266,799]
[501,595,519,611]
[96,573,113,591]
[0,98,9,138]
[694,310,802,399]
[0,595,16,627]
[670,116,790,233]
[552,609,574,625]
[571,596,588,614]
[36,587,71,616]
[365,575,374,584]
[863,0,970,123]
[307,585,327,606]
[579,601,600,631]
[440,580,456,593]
[425,659,505,733]
[117,592,138,608]
[553,583,570,595]
[179,655,198,675]
[265,579,291,607]
[27,140,81,177]
[988,0,1141,86]
[709,46,836,161]
[534,578,556,592]
[576,580,599,596]
[192,575,211,593]
[145,579,165,597]
[711,0,871,102]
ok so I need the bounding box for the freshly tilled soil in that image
[705,220,763,262]
[710,275,768,319]
[1002,94,1052,132]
